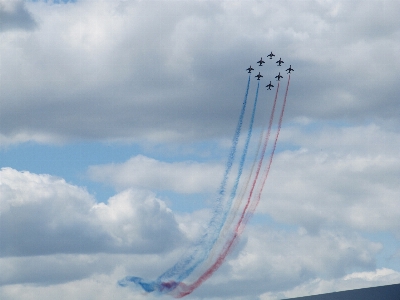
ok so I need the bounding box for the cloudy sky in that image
[1,0,400,299]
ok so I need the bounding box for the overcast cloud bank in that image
[1,0,399,146]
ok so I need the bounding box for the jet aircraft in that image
[257,57,265,66]
[246,65,254,73]
[267,51,275,59]
[266,81,274,90]
[276,58,284,66]
[286,65,294,74]
[275,72,283,81]
[255,72,263,80]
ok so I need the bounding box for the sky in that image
[0,0,400,299]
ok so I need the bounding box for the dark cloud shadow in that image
[0,1,37,32]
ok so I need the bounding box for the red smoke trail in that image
[233,80,280,236]
[173,80,287,298]
[218,76,290,243]
[174,75,291,298]
[173,231,240,298]
[241,74,291,228]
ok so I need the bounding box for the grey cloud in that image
[192,228,381,298]
[0,0,36,32]
[258,124,400,235]
[0,254,114,286]
[261,268,400,299]
[0,250,184,287]
[0,168,185,257]
[0,0,399,145]
[0,268,160,300]
[87,155,223,194]
[0,266,398,300]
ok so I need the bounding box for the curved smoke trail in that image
[201,81,261,267]
[227,80,260,218]
[119,72,291,298]
[119,75,252,293]
[174,75,290,298]
[166,76,258,285]
[205,81,272,266]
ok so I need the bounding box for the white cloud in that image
[229,229,381,282]
[0,166,397,298]
[260,268,400,300]
[1,0,400,298]
[0,167,184,256]
[0,267,155,300]
[87,155,223,194]
[175,208,212,242]
[81,122,400,298]
[173,225,382,299]
[0,0,399,144]
[0,224,389,300]
[0,254,114,285]
[258,123,400,235]
[0,250,187,288]
[1,120,399,299]
[2,265,396,300]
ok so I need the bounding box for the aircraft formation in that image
[246,52,293,89]
[119,51,294,298]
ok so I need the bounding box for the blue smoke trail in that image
[171,79,260,284]
[200,81,260,271]
[119,75,252,293]
[222,81,260,234]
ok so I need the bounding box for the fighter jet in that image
[257,57,265,66]
[266,81,274,90]
[255,72,263,80]
[275,72,283,81]
[267,51,275,59]
[286,65,294,74]
[276,58,284,66]
[246,65,254,73]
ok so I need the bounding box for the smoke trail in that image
[228,80,260,212]
[167,76,258,284]
[173,231,241,298]
[119,75,252,293]
[207,81,271,262]
[228,76,289,244]
[235,80,280,233]
[241,74,291,227]
[202,81,261,266]
[173,81,285,297]
[120,74,292,298]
